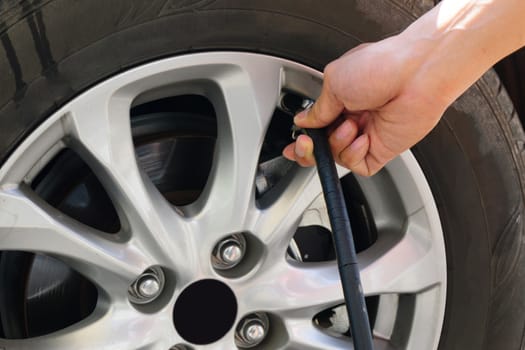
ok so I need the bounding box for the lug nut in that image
[244,322,265,343]
[212,234,247,270]
[235,312,269,348]
[128,266,165,305]
[137,276,160,298]
[221,243,243,264]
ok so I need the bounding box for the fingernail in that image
[294,109,308,123]
[335,121,352,141]
[295,141,306,158]
[351,135,367,150]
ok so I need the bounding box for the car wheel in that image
[0,1,524,349]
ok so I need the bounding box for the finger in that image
[328,118,359,164]
[325,115,346,134]
[338,134,371,176]
[361,154,386,177]
[294,134,316,167]
[282,142,297,161]
[294,65,344,128]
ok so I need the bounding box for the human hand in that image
[283,0,525,176]
[283,36,449,176]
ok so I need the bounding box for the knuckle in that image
[340,155,355,171]
[340,150,358,169]
[312,104,331,124]
[324,62,337,78]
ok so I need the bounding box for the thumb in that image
[294,74,344,128]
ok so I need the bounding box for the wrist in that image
[396,0,525,110]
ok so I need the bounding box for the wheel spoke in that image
[286,318,352,349]
[0,186,150,294]
[245,209,442,315]
[254,164,349,260]
[242,260,343,316]
[287,322,392,350]
[0,305,170,350]
[359,209,444,295]
[185,57,283,238]
[64,90,196,277]
[253,168,320,257]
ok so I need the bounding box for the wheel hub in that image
[173,279,237,345]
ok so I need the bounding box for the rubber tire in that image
[1,1,525,349]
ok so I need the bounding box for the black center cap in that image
[173,279,238,344]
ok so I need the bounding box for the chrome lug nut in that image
[128,266,165,304]
[235,312,269,348]
[138,276,160,298]
[221,243,243,264]
[244,322,265,343]
[212,233,247,270]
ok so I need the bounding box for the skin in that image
[283,0,525,176]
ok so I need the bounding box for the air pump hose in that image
[294,99,374,350]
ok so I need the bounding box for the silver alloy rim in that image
[0,52,446,349]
